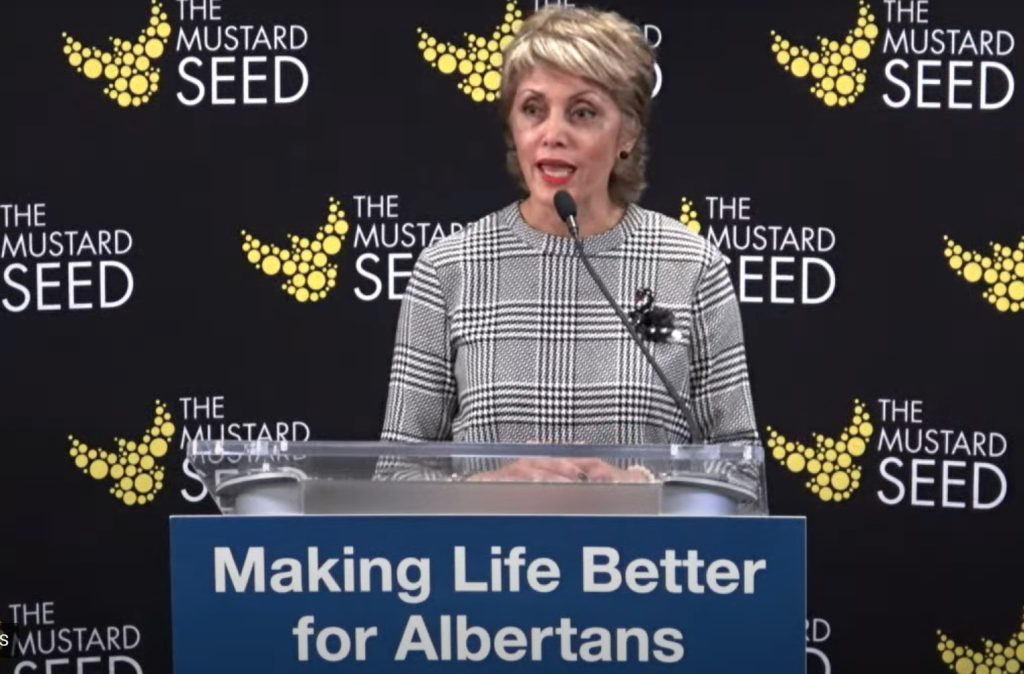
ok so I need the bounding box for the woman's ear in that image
[618,117,640,155]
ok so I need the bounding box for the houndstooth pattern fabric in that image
[377,201,758,480]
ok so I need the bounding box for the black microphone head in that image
[553,190,577,223]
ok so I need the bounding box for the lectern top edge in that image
[188,439,765,461]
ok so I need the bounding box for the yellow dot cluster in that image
[679,197,701,235]
[68,400,172,506]
[766,399,873,502]
[770,1,878,108]
[417,2,524,103]
[944,235,1024,313]
[62,0,171,108]
[937,609,1024,674]
[241,197,348,304]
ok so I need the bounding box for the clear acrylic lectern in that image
[187,441,768,516]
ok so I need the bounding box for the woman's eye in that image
[572,107,597,120]
[522,103,542,117]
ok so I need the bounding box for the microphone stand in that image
[564,212,705,444]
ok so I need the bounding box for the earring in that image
[619,149,630,160]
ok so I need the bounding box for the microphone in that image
[553,190,704,443]
[554,190,579,238]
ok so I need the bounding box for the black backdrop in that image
[3,0,1022,672]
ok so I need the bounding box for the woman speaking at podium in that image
[378,7,757,481]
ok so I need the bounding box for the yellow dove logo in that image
[679,196,702,235]
[770,1,879,107]
[765,399,873,503]
[416,1,524,103]
[937,608,1024,674]
[68,400,173,506]
[944,235,1024,313]
[241,197,349,304]
[61,0,172,108]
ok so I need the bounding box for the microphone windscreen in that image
[554,190,577,222]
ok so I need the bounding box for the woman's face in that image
[509,66,634,209]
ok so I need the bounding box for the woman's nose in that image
[539,112,569,147]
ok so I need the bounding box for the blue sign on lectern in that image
[170,515,805,673]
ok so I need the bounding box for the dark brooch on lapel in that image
[628,288,683,343]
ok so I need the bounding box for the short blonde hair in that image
[499,7,656,206]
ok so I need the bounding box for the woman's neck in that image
[520,192,625,239]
